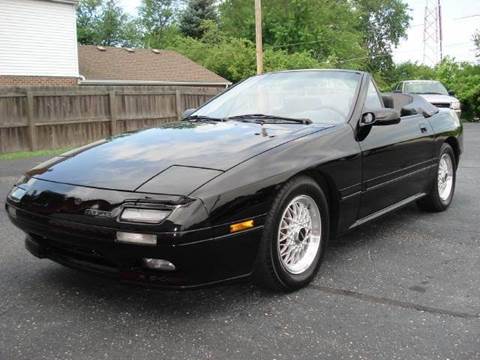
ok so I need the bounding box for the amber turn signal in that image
[230,220,254,233]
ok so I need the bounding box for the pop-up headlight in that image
[119,208,170,224]
[8,187,27,203]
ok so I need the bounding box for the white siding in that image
[0,0,79,77]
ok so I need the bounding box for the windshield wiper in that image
[185,115,224,122]
[226,113,312,125]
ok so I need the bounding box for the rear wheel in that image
[254,176,329,291]
[417,143,456,212]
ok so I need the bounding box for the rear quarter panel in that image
[428,109,463,161]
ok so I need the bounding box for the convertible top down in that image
[6,70,462,290]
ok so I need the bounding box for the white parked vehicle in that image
[395,80,461,118]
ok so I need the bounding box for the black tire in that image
[417,143,456,212]
[254,176,329,291]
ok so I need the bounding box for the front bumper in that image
[7,202,265,289]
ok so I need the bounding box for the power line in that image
[270,39,328,49]
[444,41,475,47]
[455,14,480,20]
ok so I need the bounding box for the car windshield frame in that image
[191,70,363,125]
[404,81,449,95]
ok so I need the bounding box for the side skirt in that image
[348,193,426,230]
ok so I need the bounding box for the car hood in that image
[28,121,331,194]
[419,94,457,104]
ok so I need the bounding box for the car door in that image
[357,78,436,219]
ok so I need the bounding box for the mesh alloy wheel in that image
[438,152,454,202]
[277,195,322,275]
[417,143,457,212]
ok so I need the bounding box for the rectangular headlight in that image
[119,208,170,224]
[450,101,461,110]
[8,187,27,202]
[116,232,157,246]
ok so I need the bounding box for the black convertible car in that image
[5,70,462,291]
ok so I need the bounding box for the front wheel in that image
[417,143,456,212]
[254,176,329,291]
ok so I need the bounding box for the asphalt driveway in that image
[0,124,479,360]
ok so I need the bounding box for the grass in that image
[0,147,72,161]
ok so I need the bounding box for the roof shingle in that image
[78,45,230,85]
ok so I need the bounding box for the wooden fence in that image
[0,85,223,153]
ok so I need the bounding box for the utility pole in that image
[255,0,264,74]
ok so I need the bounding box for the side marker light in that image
[230,220,255,233]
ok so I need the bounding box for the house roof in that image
[78,45,230,86]
[36,0,78,4]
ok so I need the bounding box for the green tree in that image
[353,0,411,74]
[97,0,129,45]
[138,0,177,47]
[180,0,218,38]
[77,0,103,45]
[435,58,480,119]
[219,0,366,68]
[164,21,323,82]
[387,61,436,88]
[76,0,141,46]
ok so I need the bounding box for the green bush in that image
[162,21,323,83]
[435,59,480,120]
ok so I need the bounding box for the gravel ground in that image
[0,124,479,360]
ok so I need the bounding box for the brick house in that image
[0,0,80,86]
[0,0,230,87]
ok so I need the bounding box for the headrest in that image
[383,93,439,118]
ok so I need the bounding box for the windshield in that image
[193,71,361,124]
[404,81,448,95]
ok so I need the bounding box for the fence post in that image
[25,89,37,151]
[109,90,118,135]
[175,89,183,120]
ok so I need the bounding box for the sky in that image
[119,0,140,15]
[119,0,479,65]
[393,0,479,65]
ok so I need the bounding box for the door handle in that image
[419,123,428,133]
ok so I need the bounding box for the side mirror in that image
[182,108,196,120]
[448,90,455,96]
[361,108,401,126]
